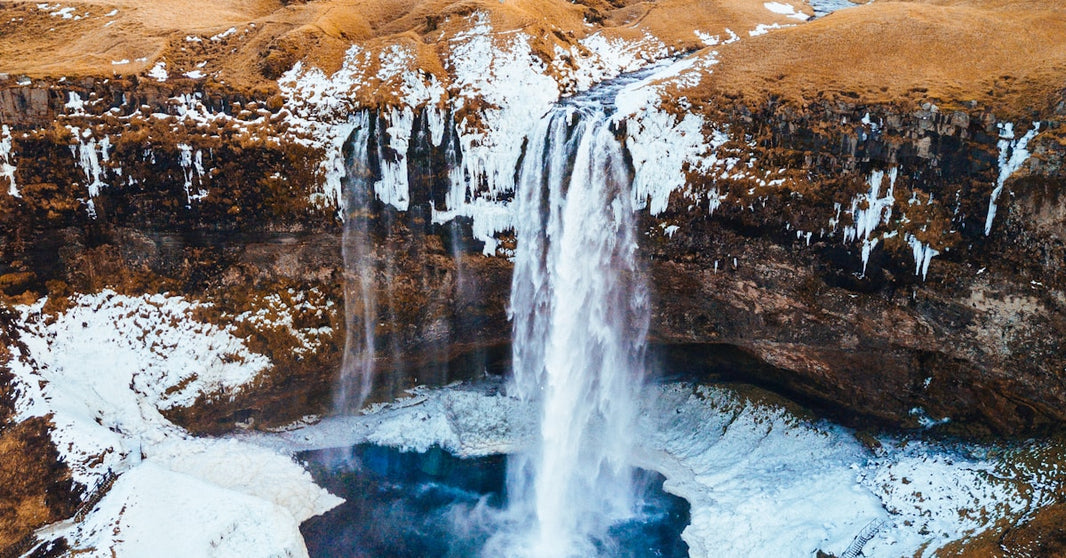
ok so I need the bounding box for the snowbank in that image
[8,291,341,556]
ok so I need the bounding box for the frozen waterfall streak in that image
[508,105,650,556]
[337,112,377,413]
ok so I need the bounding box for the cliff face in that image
[646,99,1066,436]
[0,0,1064,436]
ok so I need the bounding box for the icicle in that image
[374,107,413,211]
[707,187,725,215]
[846,168,897,276]
[985,121,1040,236]
[860,238,877,277]
[177,144,207,205]
[906,234,940,281]
[71,127,108,206]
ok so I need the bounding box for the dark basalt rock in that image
[0,78,1063,442]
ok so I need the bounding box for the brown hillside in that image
[0,1,287,75]
[0,0,809,94]
[3,0,1064,116]
[700,0,1066,116]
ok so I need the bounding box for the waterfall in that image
[335,85,651,555]
[504,103,650,556]
[336,112,377,413]
[336,110,461,413]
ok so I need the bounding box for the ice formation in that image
[840,168,897,276]
[985,121,1040,236]
[0,124,17,197]
[178,143,207,205]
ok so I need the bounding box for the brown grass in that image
[0,416,80,550]
[698,0,1066,116]
[0,0,287,76]
[4,0,1063,116]
[1,0,810,95]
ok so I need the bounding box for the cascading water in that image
[336,112,378,413]
[501,100,650,556]
[331,70,659,555]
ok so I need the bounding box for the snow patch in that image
[0,124,17,197]
[10,291,340,556]
[551,32,670,93]
[64,92,86,113]
[763,2,810,21]
[211,27,238,41]
[50,6,75,19]
[10,292,272,480]
[750,23,794,36]
[55,462,313,558]
[147,61,168,82]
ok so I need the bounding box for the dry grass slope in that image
[701,0,1066,115]
[1,0,804,94]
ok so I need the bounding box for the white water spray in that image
[504,102,650,556]
[336,111,378,413]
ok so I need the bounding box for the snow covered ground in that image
[8,291,341,557]
[251,381,1066,558]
